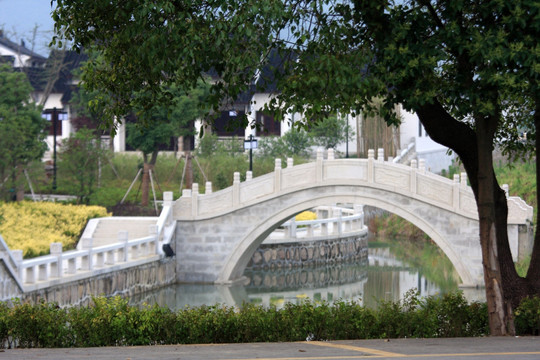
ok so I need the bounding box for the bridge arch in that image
[217,187,474,286]
[174,151,532,287]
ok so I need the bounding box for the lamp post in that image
[345,115,349,158]
[42,107,68,191]
[244,134,258,173]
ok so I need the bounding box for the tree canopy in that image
[52,0,539,335]
[0,64,47,201]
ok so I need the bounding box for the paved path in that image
[4,337,540,360]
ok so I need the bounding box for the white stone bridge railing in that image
[268,205,367,243]
[174,148,533,226]
[0,193,176,295]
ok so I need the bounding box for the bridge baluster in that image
[287,158,293,167]
[453,174,461,210]
[328,148,334,160]
[377,148,384,161]
[50,243,63,278]
[246,171,252,181]
[192,183,199,215]
[410,159,417,193]
[233,172,240,206]
[317,148,323,182]
[460,172,468,188]
[119,230,129,262]
[368,149,375,183]
[205,181,213,194]
[419,159,426,172]
[274,159,282,192]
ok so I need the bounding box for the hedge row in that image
[1,292,539,348]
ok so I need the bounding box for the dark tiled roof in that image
[20,50,88,104]
[0,33,46,61]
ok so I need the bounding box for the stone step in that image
[89,219,158,247]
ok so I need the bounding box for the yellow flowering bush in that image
[0,201,110,258]
[295,210,317,222]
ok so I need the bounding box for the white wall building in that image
[399,107,455,173]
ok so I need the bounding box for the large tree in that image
[0,64,47,201]
[126,81,210,207]
[52,0,539,335]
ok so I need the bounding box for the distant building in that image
[0,31,88,158]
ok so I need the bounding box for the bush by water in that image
[3,292,539,348]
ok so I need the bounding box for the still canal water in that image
[130,238,486,309]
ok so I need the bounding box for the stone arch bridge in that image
[173,149,532,287]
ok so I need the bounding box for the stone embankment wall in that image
[3,257,176,306]
[245,233,368,271]
[244,258,368,292]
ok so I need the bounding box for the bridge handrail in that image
[16,234,159,285]
[176,148,480,221]
[2,192,176,292]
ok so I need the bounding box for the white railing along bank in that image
[1,192,176,293]
[266,205,366,244]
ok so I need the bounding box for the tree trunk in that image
[475,116,515,336]
[526,96,540,286]
[415,101,521,335]
[185,151,193,190]
[141,151,159,207]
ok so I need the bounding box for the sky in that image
[0,0,56,56]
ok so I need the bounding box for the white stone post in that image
[205,181,213,194]
[50,242,63,278]
[191,183,199,216]
[410,159,417,194]
[327,148,335,160]
[333,208,342,235]
[81,237,93,271]
[316,148,324,183]
[12,250,23,281]
[119,230,129,262]
[274,159,282,193]
[287,158,294,168]
[460,172,468,188]
[163,191,174,207]
[368,149,375,183]
[354,205,364,229]
[289,217,297,238]
[233,172,241,206]
[149,224,158,254]
[321,221,328,236]
[453,174,460,210]
[182,189,192,197]
[419,159,426,173]
[377,148,384,162]
[307,223,314,237]
[245,171,252,181]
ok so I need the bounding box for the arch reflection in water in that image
[129,247,485,310]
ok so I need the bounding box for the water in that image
[130,241,486,309]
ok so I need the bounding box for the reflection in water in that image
[130,246,485,310]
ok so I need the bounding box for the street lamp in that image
[243,134,258,173]
[42,107,68,191]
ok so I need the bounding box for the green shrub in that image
[514,296,540,335]
[2,292,537,349]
